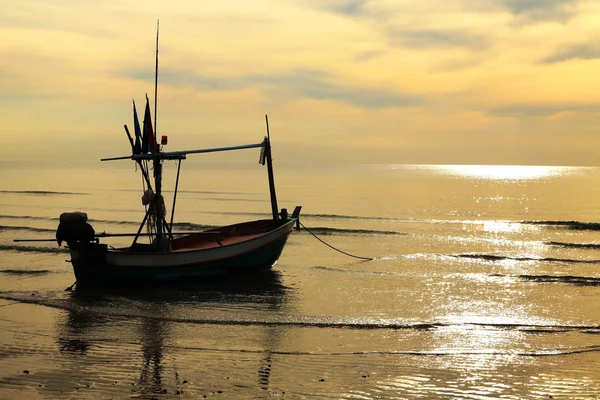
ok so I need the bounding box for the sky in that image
[2,0,600,166]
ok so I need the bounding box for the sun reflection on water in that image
[482,221,522,233]
[425,165,576,181]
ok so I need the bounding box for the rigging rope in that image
[299,221,373,261]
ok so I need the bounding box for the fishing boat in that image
[54,24,300,286]
[13,25,300,286]
[54,110,301,286]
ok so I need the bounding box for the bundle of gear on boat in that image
[55,189,167,251]
[56,212,96,248]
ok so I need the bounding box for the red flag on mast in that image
[142,95,157,153]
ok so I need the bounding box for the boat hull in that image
[70,218,296,286]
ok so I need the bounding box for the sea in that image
[0,160,599,399]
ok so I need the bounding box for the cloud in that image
[257,70,421,109]
[318,0,367,17]
[316,0,577,25]
[308,0,368,17]
[388,28,489,50]
[123,67,421,110]
[488,103,599,118]
[1,0,123,39]
[127,68,240,91]
[543,42,600,63]
[496,0,576,20]
[308,2,491,52]
[430,56,485,72]
[353,50,386,62]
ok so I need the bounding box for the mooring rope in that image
[299,221,373,261]
[0,301,21,308]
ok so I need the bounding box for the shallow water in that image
[1,162,600,399]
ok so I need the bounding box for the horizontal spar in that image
[101,142,265,161]
[13,238,61,243]
[95,231,222,237]
[13,231,222,242]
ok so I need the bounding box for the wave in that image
[171,222,218,231]
[0,190,86,196]
[453,253,600,264]
[0,244,66,254]
[312,266,395,275]
[518,274,600,286]
[0,219,397,237]
[0,218,212,231]
[0,225,56,233]
[546,241,600,249]
[152,344,600,358]
[0,269,52,275]
[8,212,578,233]
[1,292,599,334]
[189,197,266,203]
[524,220,600,231]
[233,212,435,224]
[6,322,597,358]
[116,188,251,195]
[98,221,403,236]
[491,273,600,286]
[0,214,56,221]
[47,339,600,358]
[199,210,411,222]
[0,215,142,226]
[303,213,399,221]
[302,226,405,236]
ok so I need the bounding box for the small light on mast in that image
[161,135,168,145]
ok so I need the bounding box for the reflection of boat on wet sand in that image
[70,269,289,304]
[57,271,289,397]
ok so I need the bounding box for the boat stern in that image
[70,242,108,281]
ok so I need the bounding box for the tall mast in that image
[153,20,164,247]
[154,19,159,136]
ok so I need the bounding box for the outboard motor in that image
[56,212,96,248]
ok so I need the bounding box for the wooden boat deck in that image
[171,232,264,252]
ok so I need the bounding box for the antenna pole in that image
[154,19,159,137]
[265,114,271,141]
[264,115,279,220]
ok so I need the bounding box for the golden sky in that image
[1,0,600,165]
